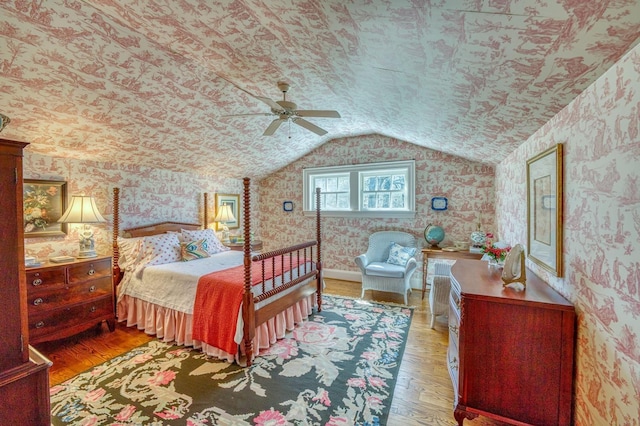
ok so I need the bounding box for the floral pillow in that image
[181,229,229,255]
[386,242,416,266]
[137,233,182,267]
[180,239,211,261]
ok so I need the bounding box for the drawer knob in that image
[88,269,95,276]
[35,321,45,329]
[33,298,44,306]
[32,278,43,286]
[89,285,96,293]
[90,306,96,313]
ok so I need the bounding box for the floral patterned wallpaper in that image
[22,152,246,261]
[496,44,640,425]
[258,134,495,281]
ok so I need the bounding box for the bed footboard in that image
[241,179,322,366]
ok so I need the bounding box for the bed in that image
[111,178,323,366]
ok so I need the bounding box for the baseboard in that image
[323,269,361,282]
[323,268,424,290]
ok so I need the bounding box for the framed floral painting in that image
[23,180,67,237]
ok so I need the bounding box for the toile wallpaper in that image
[22,153,245,261]
[258,134,496,279]
[496,44,640,425]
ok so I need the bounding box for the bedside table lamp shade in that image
[58,195,107,258]
[214,204,235,244]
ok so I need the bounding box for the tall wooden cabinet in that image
[448,260,575,426]
[0,139,52,425]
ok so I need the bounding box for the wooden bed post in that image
[112,187,121,284]
[242,177,255,366]
[203,192,209,229]
[316,187,323,312]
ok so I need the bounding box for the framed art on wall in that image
[214,193,240,230]
[526,143,563,277]
[23,179,67,237]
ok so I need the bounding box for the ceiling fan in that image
[227,81,341,136]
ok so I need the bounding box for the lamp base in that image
[77,249,98,259]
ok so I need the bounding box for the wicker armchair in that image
[355,231,418,304]
[429,261,453,328]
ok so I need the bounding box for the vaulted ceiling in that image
[1,1,639,179]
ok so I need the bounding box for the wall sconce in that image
[58,195,106,258]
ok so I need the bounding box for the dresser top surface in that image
[451,259,574,310]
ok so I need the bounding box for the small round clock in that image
[431,196,448,211]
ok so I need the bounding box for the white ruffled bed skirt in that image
[117,294,316,364]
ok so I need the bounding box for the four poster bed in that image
[111,178,323,366]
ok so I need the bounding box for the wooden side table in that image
[421,247,483,299]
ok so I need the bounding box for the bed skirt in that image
[117,294,316,364]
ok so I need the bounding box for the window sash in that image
[303,160,415,218]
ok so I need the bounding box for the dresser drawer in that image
[26,269,66,288]
[68,258,111,284]
[27,276,112,313]
[29,296,114,342]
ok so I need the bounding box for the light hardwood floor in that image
[35,279,502,425]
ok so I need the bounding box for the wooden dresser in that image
[26,256,116,344]
[448,260,575,426]
[0,138,52,425]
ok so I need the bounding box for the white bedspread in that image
[118,250,244,314]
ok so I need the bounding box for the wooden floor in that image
[35,279,502,425]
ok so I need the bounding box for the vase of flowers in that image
[482,241,511,268]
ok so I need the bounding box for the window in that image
[303,160,415,218]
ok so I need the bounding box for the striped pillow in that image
[180,239,210,261]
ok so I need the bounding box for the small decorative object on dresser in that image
[469,223,486,252]
[0,113,10,132]
[26,256,115,344]
[501,244,526,288]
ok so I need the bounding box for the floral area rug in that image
[50,295,413,425]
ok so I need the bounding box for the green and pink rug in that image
[50,296,413,425]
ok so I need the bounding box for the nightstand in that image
[25,256,115,344]
[225,240,263,253]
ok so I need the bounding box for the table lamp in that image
[213,204,235,244]
[58,195,107,258]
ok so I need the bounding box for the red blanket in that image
[191,256,310,356]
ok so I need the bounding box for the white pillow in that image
[181,228,229,254]
[386,242,416,266]
[137,233,182,266]
[116,236,144,271]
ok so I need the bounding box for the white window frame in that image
[303,160,416,218]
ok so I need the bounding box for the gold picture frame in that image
[214,193,240,230]
[23,179,68,237]
[526,144,563,277]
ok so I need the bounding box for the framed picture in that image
[23,179,68,237]
[214,193,240,230]
[527,144,563,277]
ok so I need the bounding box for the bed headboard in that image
[123,221,200,237]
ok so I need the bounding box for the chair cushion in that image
[386,242,417,266]
[365,261,406,278]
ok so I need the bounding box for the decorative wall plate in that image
[431,196,448,211]
[283,201,294,212]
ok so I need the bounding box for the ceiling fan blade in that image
[256,96,284,112]
[296,110,341,118]
[293,118,328,136]
[222,112,273,118]
[263,118,286,136]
